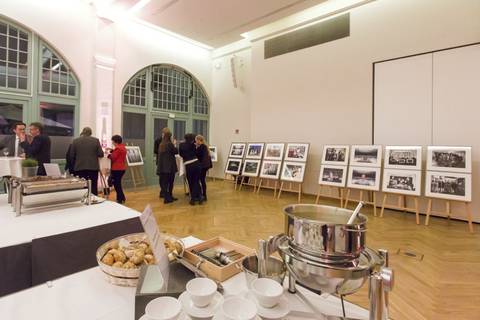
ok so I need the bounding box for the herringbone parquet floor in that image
[122,180,480,320]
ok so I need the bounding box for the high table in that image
[0,237,369,320]
[0,194,143,297]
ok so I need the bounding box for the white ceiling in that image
[134,0,329,48]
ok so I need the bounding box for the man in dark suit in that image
[71,127,104,195]
[0,122,26,157]
[19,122,51,176]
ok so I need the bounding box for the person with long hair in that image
[179,133,202,205]
[107,135,127,204]
[155,127,172,198]
[157,131,178,204]
[195,135,212,201]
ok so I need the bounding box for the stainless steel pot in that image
[242,255,286,288]
[284,204,367,259]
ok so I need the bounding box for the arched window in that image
[0,17,80,160]
[122,64,209,184]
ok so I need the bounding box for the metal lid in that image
[283,204,368,226]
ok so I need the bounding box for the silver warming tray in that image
[9,176,91,216]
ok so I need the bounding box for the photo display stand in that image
[125,144,146,189]
[239,145,264,192]
[424,146,473,233]
[256,144,285,198]
[278,143,309,203]
[380,147,423,225]
[207,146,218,182]
[224,143,246,190]
[316,145,350,207]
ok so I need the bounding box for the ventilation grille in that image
[264,13,350,59]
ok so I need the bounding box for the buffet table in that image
[0,194,143,297]
[0,237,369,320]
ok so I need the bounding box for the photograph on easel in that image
[225,158,242,175]
[229,143,246,158]
[242,159,261,177]
[126,146,144,166]
[426,146,472,173]
[347,166,381,191]
[285,143,309,162]
[246,143,264,159]
[382,169,421,196]
[384,146,422,170]
[209,146,218,162]
[259,160,282,179]
[350,145,382,167]
[425,171,471,202]
[281,161,306,182]
[321,145,349,166]
[318,165,347,187]
[264,143,285,160]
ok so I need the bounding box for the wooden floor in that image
[122,180,480,320]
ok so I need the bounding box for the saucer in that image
[139,312,190,320]
[246,292,290,319]
[212,309,261,320]
[179,291,224,318]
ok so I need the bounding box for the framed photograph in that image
[281,161,306,182]
[425,171,471,202]
[426,146,472,173]
[246,143,264,159]
[209,146,218,162]
[321,145,349,165]
[285,143,309,162]
[384,146,422,170]
[318,165,347,187]
[242,159,261,177]
[350,145,382,167]
[382,169,421,196]
[225,158,242,175]
[229,143,246,158]
[259,161,282,179]
[264,143,285,161]
[347,166,381,191]
[126,146,144,166]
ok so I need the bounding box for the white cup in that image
[222,297,257,320]
[186,278,218,307]
[251,278,283,308]
[145,296,182,320]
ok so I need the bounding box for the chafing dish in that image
[10,176,91,216]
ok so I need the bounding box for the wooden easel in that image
[277,181,302,203]
[315,185,345,207]
[256,178,279,198]
[239,176,259,192]
[344,188,377,216]
[223,173,240,190]
[127,165,146,189]
[425,198,474,233]
[380,193,420,225]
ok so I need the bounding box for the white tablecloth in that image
[0,236,369,320]
[0,156,22,177]
[0,194,141,248]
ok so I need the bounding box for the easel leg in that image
[257,179,262,194]
[274,181,278,198]
[239,177,244,191]
[446,201,451,220]
[359,190,364,205]
[344,189,351,208]
[466,202,474,233]
[414,197,420,225]
[130,167,137,190]
[253,178,257,193]
[278,182,284,199]
[372,192,377,217]
[315,186,321,204]
[380,194,387,218]
[298,183,302,203]
[425,199,432,226]
[339,188,344,208]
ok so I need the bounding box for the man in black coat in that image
[19,122,51,176]
[0,121,26,157]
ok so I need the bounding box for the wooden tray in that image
[183,237,255,282]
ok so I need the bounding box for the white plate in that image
[179,291,224,318]
[212,309,261,320]
[246,292,290,320]
[139,312,190,320]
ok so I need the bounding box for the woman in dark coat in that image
[179,133,202,205]
[157,131,178,204]
[195,135,212,201]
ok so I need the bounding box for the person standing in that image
[154,127,172,199]
[71,127,104,195]
[19,122,51,176]
[195,135,212,201]
[107,135,127,204]
[179,133,202,205]
[0,121,26,157]
[157,131,178,204]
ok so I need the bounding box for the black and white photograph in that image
[425,171,471,202]
[229,143,246,158]
[384,146,422,170]
[382,169,421,196]
[126,146,144,166]
[285,143,309,162]
[322,145,349,165]
[264,143,285,160]
[281,161,306,182]
[350,145,382,167]
[347,166,381,191]
[209,146,218,162]
[318,165,347,187]
[427,146,472,173]
[242,159,261,177]
[259,161,282,179]
[246,143,264,159]
[225,158,242,175]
